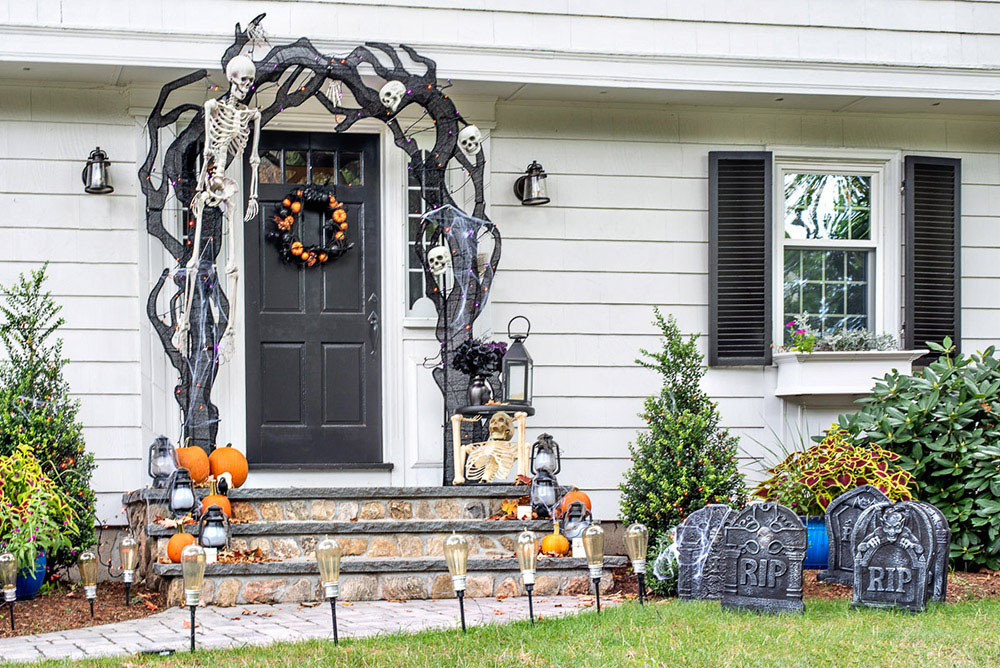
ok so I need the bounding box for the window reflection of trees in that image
[784,174,871,240]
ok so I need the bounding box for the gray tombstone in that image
[677,504,731,600]
[852,501,934,612]
[910,500,951,602]
[721,503,807,614]
[818,485,890,585]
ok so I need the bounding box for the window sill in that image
[773,349,927,400]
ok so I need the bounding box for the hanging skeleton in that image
[174,54,262,359]
[451,411,530,484]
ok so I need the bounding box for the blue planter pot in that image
[800,517,828,570]
[15,551,47,600]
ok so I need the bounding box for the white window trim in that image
[768,147,902,348]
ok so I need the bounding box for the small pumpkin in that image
[335,231,345,241]
[559,488,592,515]
[541,522,570,556]
[290,241,304,256]
[290,201,302,213]
[333,209,347,224]
[339,222,348,231]
[168,524,196,563]
[318,252,329,263]
[200,476,231,517]
[282,198,291,208]
[300,251,312,263]
[176,445,210,484]
[209,444,248,488]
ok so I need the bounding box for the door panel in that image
[245,131,382,467]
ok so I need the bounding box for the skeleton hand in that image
[244,197,259,222]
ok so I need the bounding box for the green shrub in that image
[752,425,915,516]
[840,338,1000,569]
[619,309,747,553]
[0,266,95,568]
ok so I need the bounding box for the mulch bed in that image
[0,581,166,639]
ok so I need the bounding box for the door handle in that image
[367,293,379,355]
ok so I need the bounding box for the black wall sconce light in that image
[82,147,114,194]
[513,161,549,205]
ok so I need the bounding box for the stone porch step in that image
[152,556,628,606]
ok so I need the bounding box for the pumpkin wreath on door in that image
[265,184,353,267]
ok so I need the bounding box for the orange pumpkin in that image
[168,526,196,563]
[176,446,210,484]
[209,444,248,488]
[290,241,303,256]
[200,478,231,517]
[290,201,302,213]
[318,252,329,263]
[541,522,570,556]
[300,251,311,263]
[333,209,347,224]
[282,198,291,208]
[335,231,345,241]
[339,222,348,231]
[559,488,592,515]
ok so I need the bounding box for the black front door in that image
[245,131,381,468]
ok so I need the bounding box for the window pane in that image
[259,150,281,184]
[312,151,336,186]
[784,174,871,240]
[825,250,845,281]
[284,150,307,184]
[847,251,867,282]
[340,153,362,186]
[784,248,871,341]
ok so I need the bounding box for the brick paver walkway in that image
[0,595,605,663]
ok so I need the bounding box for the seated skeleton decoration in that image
[174,54,262,360]
[451,411,530,485]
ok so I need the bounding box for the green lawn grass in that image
[32,598,1000,668]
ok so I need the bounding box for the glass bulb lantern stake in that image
[443,533,470,633]
[78,551,99,618]
[0,552,16,631]
[119,535,139,606]
[316,538,342,645]
[581,524,605,614]
[515,530,538,625]
[624,523,649,605]
[181,544,206,652]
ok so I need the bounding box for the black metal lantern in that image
[530,470,559,519]
[198,505,230,550]
[82,147,114,194]
[530,433,561,476]
[502,316,533,406]
[167,468,197,518]
[561,500,592,541]
[513,161,549,206]
[148,436,179,488]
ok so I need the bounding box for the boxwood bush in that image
[841,339,1000,570]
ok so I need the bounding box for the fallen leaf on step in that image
[340,602,354,607]
[298,602,321,609]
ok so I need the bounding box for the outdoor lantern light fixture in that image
[82,146,114,194]
[119,535,139,606]
[515,530,538,625]
[624,523,649,605]
[181,544,206,652]
[0,552,16,631]
[582,523,605,614]
[148,436,179,488]
[168,467,198,518]
[502,316,533,406]
[316,538,343,645]
[530,433,561,476]
[513,160,549,206]
[529,469,559,519]
[197,505,230,563]
[443,532,470,633]
[79,551,99,618]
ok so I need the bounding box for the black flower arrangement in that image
[451,338,507,377]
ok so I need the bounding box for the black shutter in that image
[709,151,773,366]
[904,156,961,358]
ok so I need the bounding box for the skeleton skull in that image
[379,80,406,112]
[457,125,482,159]
[488,412,514,441]
[427,245,450,276]
[226,55,256,100]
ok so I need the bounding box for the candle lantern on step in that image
[624,523,649,605]
[561,501,593,558]
[168,468,198,519]
[197,505,230,562]
[581,523,605,614]
[181,544,206,652]
[119,534,139,606]
[515,530,538,625]
[316,538,343,645]
[529,470,559,519]
[443,533,470,633]
[530,433,561,476]
[78,551,99,619]
[0,552,16,630]
[148,436,179,488]
[502,316,533,406]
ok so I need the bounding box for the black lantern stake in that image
[513,161,549,206]
[82,147,114,194]
[168,468,198,519]
[148,436,179,488]
[530,433,561,476]
[502,316,533,406]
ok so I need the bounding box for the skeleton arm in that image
[196,99,218,194]
[244,108,262,222]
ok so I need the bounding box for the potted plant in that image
[751,425,915,570]
[0,445,79,598]
[451,337,507,405]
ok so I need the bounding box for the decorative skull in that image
[457,125,482,159]
[379,80,406,112]
[226,55,256,100]
[427,245,450,276]
[883,510,904,542]
[488,412,514,441]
